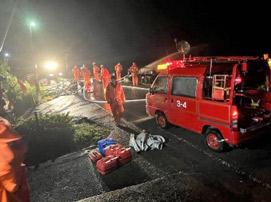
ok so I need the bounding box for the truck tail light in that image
[231,106,239,130]
[232,108,238,119]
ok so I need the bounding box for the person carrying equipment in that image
[92,62,100,82]
[114,63,123,80]
[71,66,80,83]
[105,74,126,126]
[128,62,138,86]
[0,116,30,202]
[80,64,91,83]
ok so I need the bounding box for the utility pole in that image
[29,21,40,103]
[65,53,69,77]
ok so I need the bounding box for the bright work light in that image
[45,61,57,70]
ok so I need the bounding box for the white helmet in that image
[92,62,96,65]
[100,64,104,67]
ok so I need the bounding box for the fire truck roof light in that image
[157,60,187,71]
[157,64,167,70]
[235,76,242,84]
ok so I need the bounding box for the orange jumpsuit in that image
[0,120,30,202]
[105,82,126,125]
[93,65,100,82]
[80,66,91,83]
[71,66,80,82]
[101,67,111,90]
[101,67,111,99]
[114,64,123,80]
[129,64,138,86]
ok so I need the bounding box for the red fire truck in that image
[146,56,271,152]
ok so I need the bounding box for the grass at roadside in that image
[14,113,110,167]
[73,122,106,149]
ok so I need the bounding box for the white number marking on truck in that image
[177,100,187,108]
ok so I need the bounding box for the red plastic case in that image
[104,144,132,166]
[96,155,118,175]
[88,149,102,163]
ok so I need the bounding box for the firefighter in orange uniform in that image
[114,63,123,80]
[0,117,30,202]
[71,66,80,83]
[105,75,126,126]
[80,65,91,83]
[128,62,138,86]
[92,62,100,83]
[100,65,111,97]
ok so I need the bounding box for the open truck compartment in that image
[235,91,271,133]
[202,58,271,134]
[233,61,271,133]
[147,56,271,151]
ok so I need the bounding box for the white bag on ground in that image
[129,132,165,152]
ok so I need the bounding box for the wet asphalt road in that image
[84,83,148,122]
[87,83,271,200]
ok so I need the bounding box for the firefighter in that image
[0,116,30,202]
[128,62,138,86]
[92,62,100,83]
[100,65,111,98]
[114,63,123,80]
[71,66,80,84]
[80,64,91,83]
[105,74,126,126]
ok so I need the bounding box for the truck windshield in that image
[151,76,168,94]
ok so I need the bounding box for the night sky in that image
[0,0,270,76]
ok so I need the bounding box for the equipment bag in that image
[129,132,165,152]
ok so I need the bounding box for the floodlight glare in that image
[45,61,57,70]
[30,21,36,27]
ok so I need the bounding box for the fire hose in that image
[82,73,147,103]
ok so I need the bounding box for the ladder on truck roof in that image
[187,56,259,63]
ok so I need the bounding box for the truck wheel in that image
[204,130,225,152]
[156,112,169,129]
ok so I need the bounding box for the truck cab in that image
[146,57,271,152]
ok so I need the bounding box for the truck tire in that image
[204,129,226,152]
[156,112,169,129]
